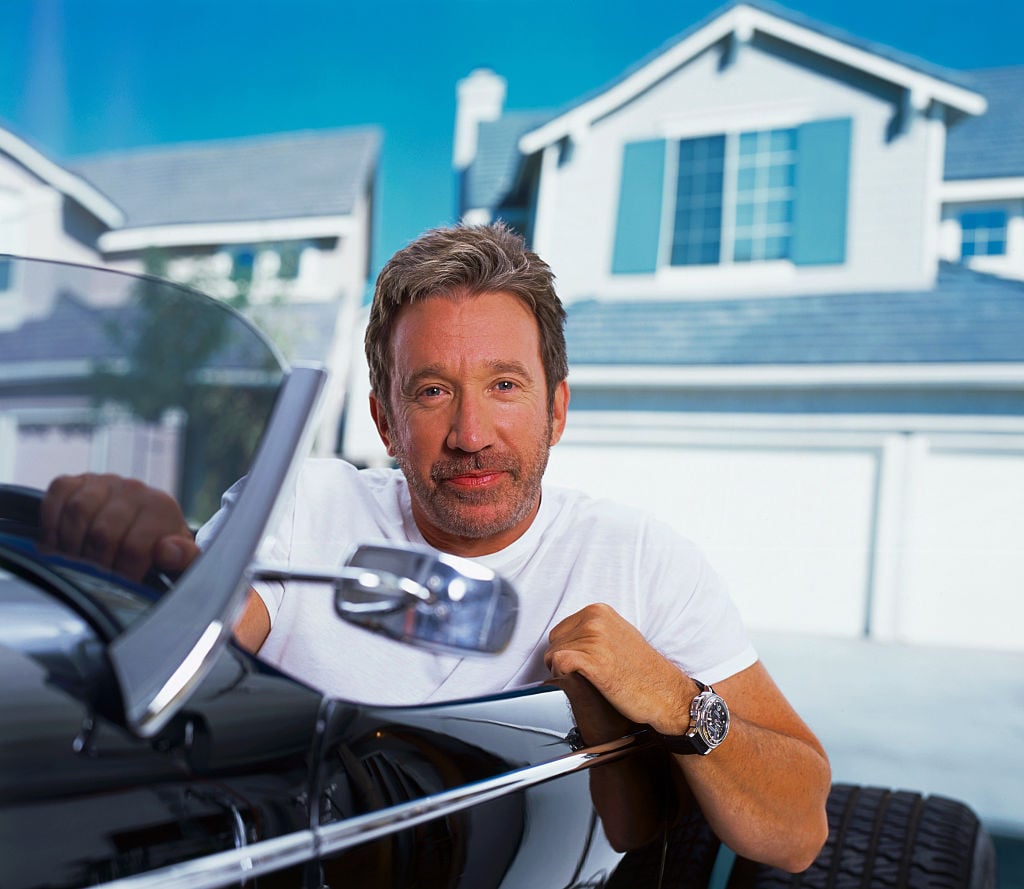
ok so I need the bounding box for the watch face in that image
[698,695,730,747]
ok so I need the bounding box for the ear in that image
[368,391,396,456]
[548,380,570,446]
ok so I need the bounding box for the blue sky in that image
[2,0,1022,270]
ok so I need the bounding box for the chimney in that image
[453,69,507,171]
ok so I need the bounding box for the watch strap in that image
[658,680,722,756]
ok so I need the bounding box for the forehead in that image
[390,291,542,364]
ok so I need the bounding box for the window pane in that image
[766,200,793,224]
[739,132,759,155]
[276,243,303,280]
[734,238,753,261]
[737,166,758,192]
[765,236,790,259]
[770,129,797,152]
[231,248,255,284]
[732,127,796,263]
[670,135,725,266]
[960,208,1008,259]
[767,165,795,188]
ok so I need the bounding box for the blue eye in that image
[496,380,516,391]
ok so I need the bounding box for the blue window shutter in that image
[612,139,667,274]
[791,118,852,265]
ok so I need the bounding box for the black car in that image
[0,256,996,889]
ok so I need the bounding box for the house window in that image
[733,129,796,262]
[670,135,725,266]
[612,117,851,275]
[230,247,256,285]
[669,128,796,265]
[960,210,1007,258]
[275,243,304,280]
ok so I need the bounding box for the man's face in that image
[370,291,569,557]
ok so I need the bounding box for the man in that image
[43,223,829,871]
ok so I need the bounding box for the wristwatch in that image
[660,680,730,755]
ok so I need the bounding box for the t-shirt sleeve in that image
[641,518,757,685]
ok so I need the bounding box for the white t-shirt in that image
[201,459,756,705]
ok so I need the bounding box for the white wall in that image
[0,157,102,266]
[546,410,1024,653]
[533,37,941,303]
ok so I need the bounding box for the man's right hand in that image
[41,473,198,583]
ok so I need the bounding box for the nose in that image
[446,392,494,453]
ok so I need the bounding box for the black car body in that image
[0,256,996,889]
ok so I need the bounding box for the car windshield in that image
[0,255,286,528]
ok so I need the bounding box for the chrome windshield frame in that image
[109,363,327,738]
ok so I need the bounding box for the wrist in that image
[649,673,702,736]
[657,679,731,756]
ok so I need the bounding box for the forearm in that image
[672,713,830,871]
[553,673,673,850]
[545,608,830,870]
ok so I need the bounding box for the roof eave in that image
[519,3,986,155]
[0,128,125,229]
[99,215,356,254]
[568,362,1024,388]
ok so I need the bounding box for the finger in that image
[80,495,142,570]
[154,535,200,574]
[114,491,192,581]
[54,474,115,557]
[40,474,86,549]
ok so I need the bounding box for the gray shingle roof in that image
[69,127,381,229]
[945,66,1024,181]
[566,263,1024,366]
[464,111,551,210]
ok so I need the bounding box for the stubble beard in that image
[392,419,553,542]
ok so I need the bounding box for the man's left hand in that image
[545,602,693,736]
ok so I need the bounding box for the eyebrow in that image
[400,359,536,390]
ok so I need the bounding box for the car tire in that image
[728,783,997,889]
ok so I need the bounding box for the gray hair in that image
[365,223,568,412]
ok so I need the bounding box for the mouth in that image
[431,458,517,493]
[442,470,506,489]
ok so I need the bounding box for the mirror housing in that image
[336,544,518,655]
[249,543,518,656]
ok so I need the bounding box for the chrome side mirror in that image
[249,543,518,656]
[336,544,518,655]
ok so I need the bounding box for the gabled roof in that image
[519,0,985,155]
[565,263,1024,367]
[0,125,123,229]
[70,127,381,230]
[463,111,551,211]
[945,66,1024,181]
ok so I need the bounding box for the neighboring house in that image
[453,0,1024,657]
[0,126,380,456]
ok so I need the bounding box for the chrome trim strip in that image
[110,365,327,737]
[315,731,650,856]
[90,731,653,889]
[94,831,317,889]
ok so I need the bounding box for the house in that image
[452,1,1024,657]
[0,126,380,457]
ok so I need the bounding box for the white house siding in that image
[0,157,102,266]
[0,160,105,335]
[531,36,940,304]
[545,412,1024,654]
